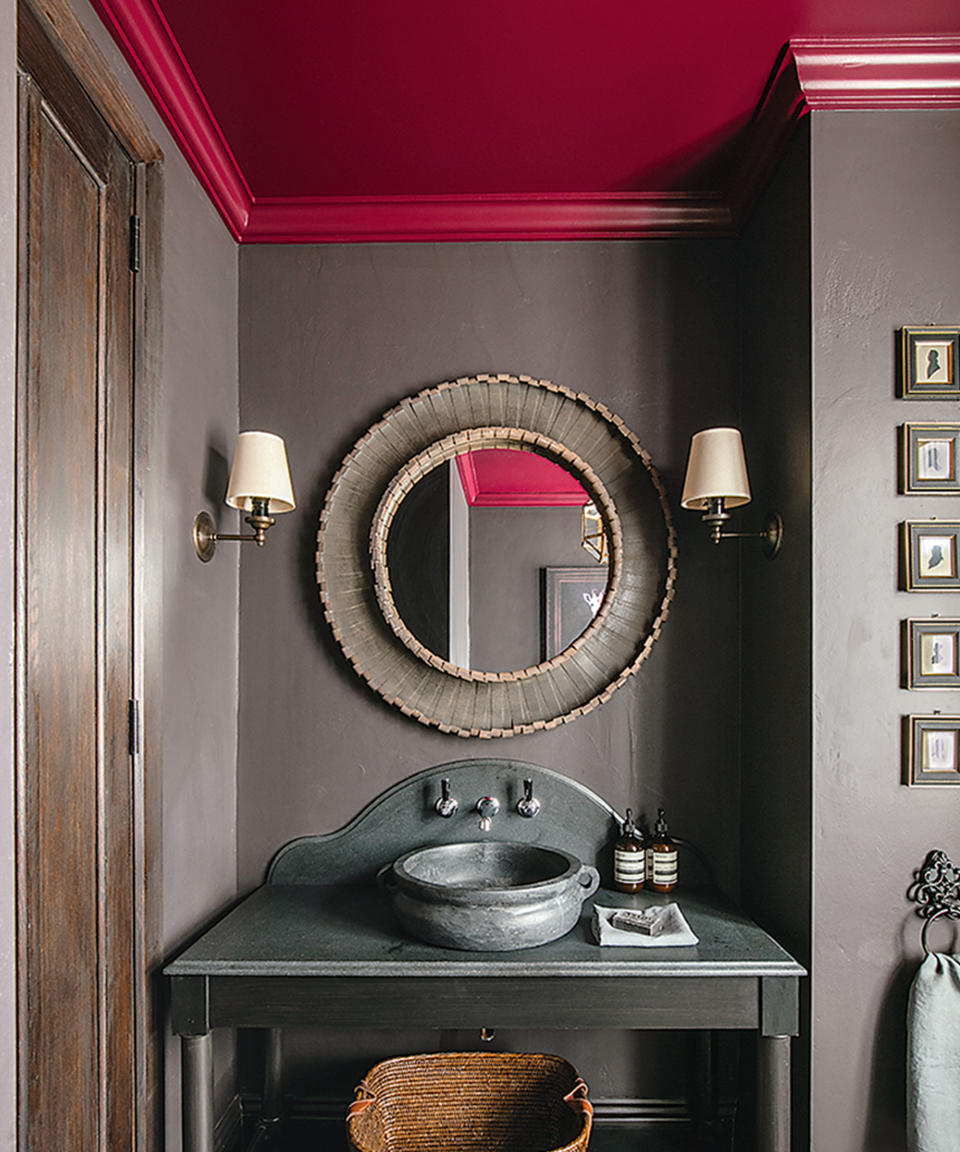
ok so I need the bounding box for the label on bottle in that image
[614,848,645,885]
[650,848,678,886]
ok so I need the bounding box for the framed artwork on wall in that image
[542,566,608,661]
[903,619,960,689]
[899,327,960,399]
[901,521,960,590]
[904,715,960,786]
[900,424,960,493]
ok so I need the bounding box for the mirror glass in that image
[385,448,609,673]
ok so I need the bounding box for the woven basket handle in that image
[347,1079,374,1120]
[563,1078,593,1120]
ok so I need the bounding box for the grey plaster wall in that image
[810,110,960,1152]
[0,4,242,1149]
[740,123,813,1150]
[237,239,744,1098]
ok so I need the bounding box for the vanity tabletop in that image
[164,884,805,980]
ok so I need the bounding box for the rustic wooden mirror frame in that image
[317,374,677,737]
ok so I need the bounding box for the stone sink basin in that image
[379,840,600,952]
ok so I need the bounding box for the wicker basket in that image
[346,1051,593,1152]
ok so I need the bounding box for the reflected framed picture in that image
[899,327,960,398]
[901,521,960,590]
[901,424,960,493]
[903,619,960,689]
[542,566,608,660]
[904,715,960,786]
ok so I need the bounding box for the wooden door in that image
[17,6,139,1148]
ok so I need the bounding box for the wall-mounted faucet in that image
[434,778,458,818]
[476,796,500,832]
[517,778,540,818]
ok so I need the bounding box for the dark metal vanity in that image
[166,762,804,1151]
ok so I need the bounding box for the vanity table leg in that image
[247,1029,284,1149]
[182,1033,215,1152]
[757,1035,791,1152]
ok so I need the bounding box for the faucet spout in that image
[476,796,500,831]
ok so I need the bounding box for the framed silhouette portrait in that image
[904,715,960,786]
[899,327,960,399]
[901,521,960,591]
[900,424,960,493]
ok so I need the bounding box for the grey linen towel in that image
[908,952,960,1152]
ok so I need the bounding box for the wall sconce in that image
[193,431,295,562]
[680,427,782,558]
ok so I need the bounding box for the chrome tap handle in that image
[517,778,540,818]
[476,795,500,831]
[435,777,458,818]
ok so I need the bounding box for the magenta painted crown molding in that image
[89,3,960,243]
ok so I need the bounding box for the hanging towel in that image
[907,952,960,1152]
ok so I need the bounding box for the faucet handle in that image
[435,777,458,818]
[517,778,541,818]
[476,795,500,831]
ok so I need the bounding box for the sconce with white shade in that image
[680,427,782,558]
[194,431,296,562]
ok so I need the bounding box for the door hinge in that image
[129,214,141,273]
[128,698,141,756]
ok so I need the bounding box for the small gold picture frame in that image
[901,522,960,590]
[900,424,960,493]
[904,715,960,786]
[903,619,960,689]
[899,327,960,399]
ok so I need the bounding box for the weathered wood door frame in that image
[15,0,162,1147]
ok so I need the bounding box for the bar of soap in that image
[609,908,668,937]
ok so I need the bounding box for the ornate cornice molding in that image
[89,0,252,239]
[243,193,733,243]
[86,8,960,243]
[730,37,960,227]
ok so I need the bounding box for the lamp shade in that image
[680,427,751,510]
[225,431,296,514]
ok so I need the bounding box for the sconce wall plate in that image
[194,511,217,563]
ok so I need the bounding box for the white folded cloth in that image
[591,902,699,947]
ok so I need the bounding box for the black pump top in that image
[622,808,636,837]
[654,807,669,837]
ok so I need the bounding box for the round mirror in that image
[376,443,611,676]
[318,374,677,737]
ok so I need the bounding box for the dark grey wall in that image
[740,122,813,1151]
[237,239,744,1098]
[469,503,593,671]
[809,110,960,1152]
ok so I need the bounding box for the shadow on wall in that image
[865,955,915,1151]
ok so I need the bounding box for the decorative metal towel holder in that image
[909,849,960,955]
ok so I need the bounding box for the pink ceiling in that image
[90,0,960,242]
[456,450,589,507]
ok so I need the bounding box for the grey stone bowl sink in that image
[379,840,600,952]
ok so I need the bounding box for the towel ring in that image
[909,849,960,956]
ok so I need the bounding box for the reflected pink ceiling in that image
[90,0,960,241]
[457,450,588,507]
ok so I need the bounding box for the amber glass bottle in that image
[613,808,645,892]
[647,808,678,893]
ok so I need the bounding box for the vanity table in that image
[166,762,804,1152]
[168,883,802,1152]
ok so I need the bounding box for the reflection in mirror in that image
[385,449,609,674]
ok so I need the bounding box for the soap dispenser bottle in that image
[613,807,645,892]
[647,808,678,892]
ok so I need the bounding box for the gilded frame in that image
[317,374,677,738]
[903,619,960,690]
[900,423,960,494]
[904,715,960,786]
